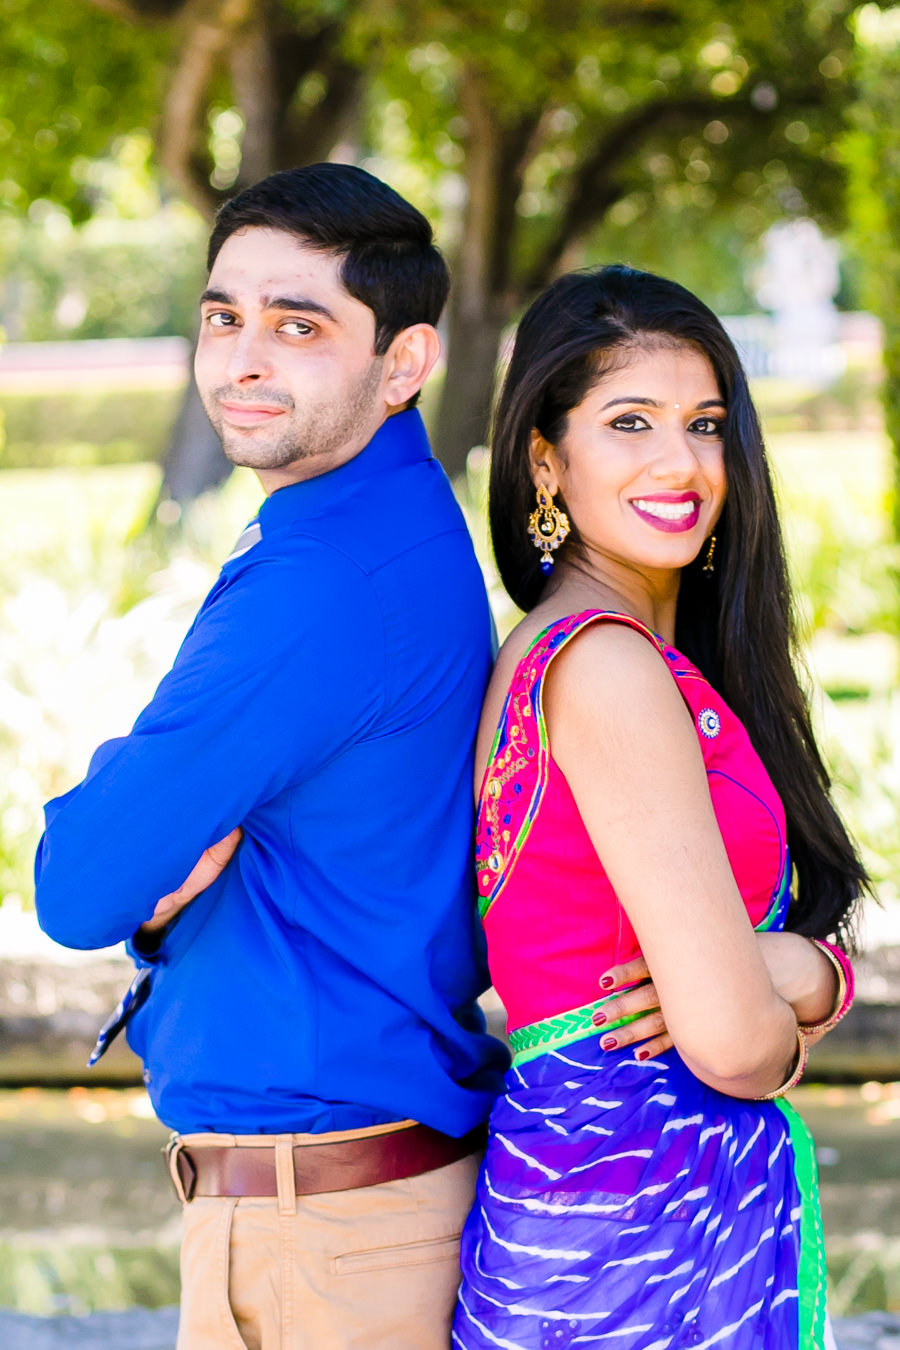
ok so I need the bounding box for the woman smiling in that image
[453,265,864,1350]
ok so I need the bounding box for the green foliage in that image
[843,5,900,532]
[371,0,859,281]
[788,498,898,639]
[587,205,759,315]
[0,1240,179,1315]
[0,463,261,908]
[0,0,170,220]
[0,0,865,261]
[0,387,183,469]
[0,204,206,342]
[0,0,875,473]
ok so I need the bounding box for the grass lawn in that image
[0,462,263,569]
[769,428,890,512]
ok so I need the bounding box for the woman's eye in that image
[690,416,725,437]
[610,413,649,432]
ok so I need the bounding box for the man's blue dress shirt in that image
[35,410,508,1135]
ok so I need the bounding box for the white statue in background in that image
[753,219,844,381]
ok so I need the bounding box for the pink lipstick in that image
[629,492,701,534]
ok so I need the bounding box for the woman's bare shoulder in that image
[545,618,686,735]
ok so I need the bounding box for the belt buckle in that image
[165,1136,197,1204]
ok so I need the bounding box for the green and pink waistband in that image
[509,990,644,1066]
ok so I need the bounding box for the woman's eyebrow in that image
[600,396,659,410]
[599,396,727,410]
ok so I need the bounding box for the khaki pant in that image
[174,1124,480,1350]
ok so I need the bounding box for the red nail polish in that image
[636,1050,649,1061]
[599,975,614,990]
[601,1036,616,1050]
[592,1012,607,1026]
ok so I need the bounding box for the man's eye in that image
[280,320,314,337]
[207,311,236,328]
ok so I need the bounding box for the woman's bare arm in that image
[544,623,798,1098]
[595,933,840,1061]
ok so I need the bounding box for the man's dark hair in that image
[207,163,450,356]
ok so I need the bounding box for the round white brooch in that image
[699,707,721,739]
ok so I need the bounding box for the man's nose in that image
[225,324,273,382]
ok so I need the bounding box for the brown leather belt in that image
[166,1123,486,1203]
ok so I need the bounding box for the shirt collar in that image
[256,408,432,535]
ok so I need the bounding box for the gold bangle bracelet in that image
[799,939,853,1036]
[754,1026,809,1102]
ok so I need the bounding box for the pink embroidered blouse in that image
[475,610,790,1036]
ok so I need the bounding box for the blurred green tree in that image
[844,4,900,532]
[0,0,168,219]
[377,0,866,470]
[0,0,875,481]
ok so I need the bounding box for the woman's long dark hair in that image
[491,264,866,947]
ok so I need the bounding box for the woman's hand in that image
[592,957,672,1061]
[754,932,839,1045]
[595,933,841,1058]
[139,827,244,935]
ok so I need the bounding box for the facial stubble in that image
[204,358,385,471]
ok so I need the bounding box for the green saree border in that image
[775,1098,828,1349]
[510,993,643,1066]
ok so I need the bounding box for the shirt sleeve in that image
[34,541,385,950]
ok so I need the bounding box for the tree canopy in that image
[844,3,900,528]
[0,0,884,477]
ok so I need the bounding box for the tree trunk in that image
[153,9,369,508]
[434,303,508,479]
[158,376,230,511]
[432,68,538,477]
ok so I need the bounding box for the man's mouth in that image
[219,402,287,428]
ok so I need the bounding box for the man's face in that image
[194,227,388,490]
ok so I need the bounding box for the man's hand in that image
[139,828,243,935]
[594,931,841,1059]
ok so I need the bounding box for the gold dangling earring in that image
[702,534,717,575]
[528,485,571,576]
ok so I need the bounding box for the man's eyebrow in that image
[199,288,233,306]
[199,287,339,325]
[264,295,340,323]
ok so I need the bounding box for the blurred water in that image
[0,1089,177,1315]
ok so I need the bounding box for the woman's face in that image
[535,342,727,577]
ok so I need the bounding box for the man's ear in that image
[529,428,560,496]
[383,324,442,408]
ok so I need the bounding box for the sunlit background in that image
[3,0,900,1338]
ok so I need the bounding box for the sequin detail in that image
[699,706,721,738]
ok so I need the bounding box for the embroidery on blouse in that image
[476,610,662,919]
